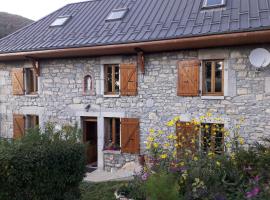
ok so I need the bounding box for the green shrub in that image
[0,124,86,200]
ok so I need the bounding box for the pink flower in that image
[246,187,260,199]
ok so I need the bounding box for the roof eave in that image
[0,30,270,61]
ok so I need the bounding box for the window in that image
[13,114,39,139]
[106,8,128,21]
[176,121,224,156]
[25,115,39,130]
[25,68,38,95]
[103,118,140,154]
[201,123,224,154]
[50,16,71,27]
[83,75,94,95]
[202,60,224,96]
[12,68,38,95]
[104,64,120,95]
[203,0,226,8]
[104,118,121,150]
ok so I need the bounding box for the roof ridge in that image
[65,0,102,7]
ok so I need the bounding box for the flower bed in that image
[118,113,270,200]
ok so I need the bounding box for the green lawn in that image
[80,181,126,200]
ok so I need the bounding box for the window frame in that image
[200,123,224,154]
[25,115,39,130]
[202,60,224,96]
[106,8,128,21]
[50,16,71,27]
[24,68,38,95]
[104,64,120,95]
[203,0,226,8]
[104,117,121,151]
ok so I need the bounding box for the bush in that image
[0,124,86,200]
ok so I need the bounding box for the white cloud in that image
[0,0,88,21]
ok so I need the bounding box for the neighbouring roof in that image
[0,0,270,54]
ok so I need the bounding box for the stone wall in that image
[0,44,270,170]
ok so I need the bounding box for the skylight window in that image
[203,0,226,8]
[50,16,71,27]
[106,8,128,21]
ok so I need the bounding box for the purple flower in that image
[246,187,260,199]
[254,175,260,182]
[141,173,149,181]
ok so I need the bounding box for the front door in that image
[83,118,98,166]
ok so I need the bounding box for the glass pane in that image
[202,123,211,152]
[26,69,34,94]
[215,61,223,93]
[205,0,223,6]
[107,10,126,20]
[204,62,212,93]
[115,66,120,93]
[214,124,224,154]
[106,66,112,92]
[51,17,70,26]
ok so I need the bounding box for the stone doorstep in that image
[83,169,134,183]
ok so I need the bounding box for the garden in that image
[117,114,270,200]
[0,114,270,200]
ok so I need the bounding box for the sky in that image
[1,0,89,21]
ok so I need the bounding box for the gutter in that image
[0,30,270,61]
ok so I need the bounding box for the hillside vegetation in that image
[0,12,33,39]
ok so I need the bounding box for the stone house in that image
[0,0,270,172]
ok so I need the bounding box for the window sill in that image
[25,94,39,98]
[103,94,120,98]
[103,150,121,154]
[201,96,224,100]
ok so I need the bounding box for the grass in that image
[80,181,126,200]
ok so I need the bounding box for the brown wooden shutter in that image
[120,64,138,96]
[177,60,200,96]
[121,118,140,154]
[12,68,24,95]
[13,114,25,139]
[176,121,199,157]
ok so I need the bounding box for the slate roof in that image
[0,0,270,54]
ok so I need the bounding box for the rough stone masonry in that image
[0,45,269,171]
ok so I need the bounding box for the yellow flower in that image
[147,136,154,142]
[173,116,180,122]
[206,112,212,117]
[226,143,232,148]
[174,143,179,148]
[146,144,151,149]
[167,120,174,127]
[200,115,205,121]
[153,143,159,148]
[149,128,155,133]
[216,161,221,167]
[164,143,170,148]
[179,161,185,166]
[173,151,177,157]
[160,154,167,159]
[238,137,245,145]
[158,130,164,135]
[167,134,174,140]
[193,156,198,161]
[208,152,214,157]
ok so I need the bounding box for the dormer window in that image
[203,0,226,8]
[50,16,71,27]
[106,8,128,21]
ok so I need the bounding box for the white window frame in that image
[203,0,226,8]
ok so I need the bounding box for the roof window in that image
[203,0,226,8]
[50,16,71,27]
[106,8,128,21]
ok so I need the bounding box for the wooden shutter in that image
[121,118,140,154]
[177,60,200,96]
[13,114,25,139]
[120,64,137,96]
[176,122,199,157]
[12,68,24,95]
